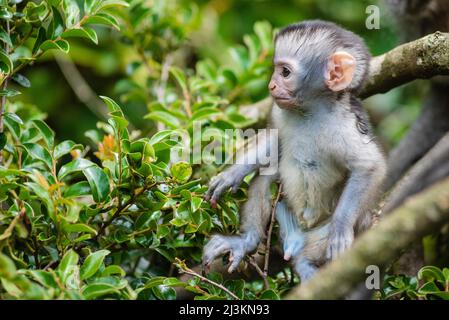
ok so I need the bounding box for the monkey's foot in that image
[294,257,317,283]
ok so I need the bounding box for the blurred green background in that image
[15,0,423,151]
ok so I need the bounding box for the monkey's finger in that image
[203,243,228,265]
[204,240,229,258]
[210,184,230,203]
[204,178,220,201]
[231,184,239,194]
[228,252,244,273]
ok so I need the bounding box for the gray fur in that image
[203,21,386,281]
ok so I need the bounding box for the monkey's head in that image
[269,20,370,110]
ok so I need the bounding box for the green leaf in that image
[24,1,48,23]
[101,265,125,277]
[82,282,120,300]
[254,21,273,50]
[40,39,70,53]
[191,107,222,122]
[26,270,58,289]
[64,223,97,235]
[170,67,188,93]
[82,166,110,202]
[32,27,47,54]
[58,158,95,179]
[0,168,25,178]
[170,162,192,183]
[163,277,187,287]
[32,119,55,149]
[259,289,280,300]
[418,266,446,283]
[25,181,55,221]
[54,140,83,159]
[0,132,6,150]
[3,112,22,140]
[0,253,16,279]
[0,28,12,47]
[12,74,31,88]
[0,279,22,298]
[63,0,80,28]
[22,143,53,169]
[62,27,98,44]
[221,69,238,86]
[145,111,181,129]
[97,0,129,11]
[47,6,65,39]
[63,181,91,197]
[82,13,120,30]
[0,49,13,74]
[80,250,110,280]
[149,130,176,145]
[57,249,79,284]
[84,0,100,14]
[0,88,21,97]
[152,285,176,300]
[99,96,122,112]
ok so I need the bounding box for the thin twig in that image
[176,259,240,300]
[263,184,283,284]
[0,20,10,165]
[248,256,269,289]
[0,206,26,241]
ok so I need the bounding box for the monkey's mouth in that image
[273,96,298,108]
[272,96,292,103]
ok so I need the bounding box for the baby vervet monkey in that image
[203,20,386,281]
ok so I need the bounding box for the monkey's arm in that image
[205,130,277,206]
[326,144,386,260]
[203,173,277,272]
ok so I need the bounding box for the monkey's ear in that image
[325,51,357,92]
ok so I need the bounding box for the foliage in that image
[0,0,289,300]
[381,266,449,300]
[0,0,447,301]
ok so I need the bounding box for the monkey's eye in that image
[281,67,291,78]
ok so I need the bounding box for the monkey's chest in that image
[279,139,346,229]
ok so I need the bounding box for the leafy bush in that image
[382,266,449,300]
[0,0,289,300]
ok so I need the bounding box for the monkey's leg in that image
[275,201,305,261]
[294,255,317,283]
[275,202,316,282]
[203,174,276,273]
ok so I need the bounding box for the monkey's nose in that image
[268,81,276,91]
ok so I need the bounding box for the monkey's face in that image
[268,57,303,109]
[270,23,368,110]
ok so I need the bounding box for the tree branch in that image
[285,176,449,300]
[383,132,449,214]
[361,32,449,98]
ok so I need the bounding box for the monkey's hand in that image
[204,165,250,207]
[325,224,354,260]
[202,231,259,273]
